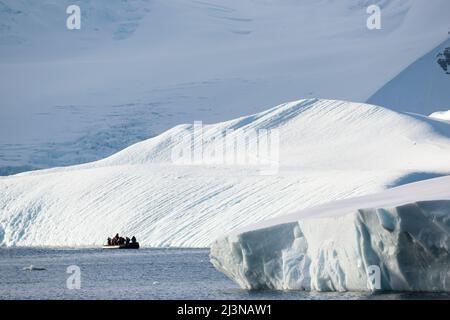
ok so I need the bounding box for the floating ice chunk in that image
[210,176,450,292]
[22,265,46,271]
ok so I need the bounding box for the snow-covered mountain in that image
[368,37,450,115]
[210,175,450,292]
[1,0,449,173]
[1,99,450,247]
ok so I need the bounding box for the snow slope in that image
[368,37,450,115]
[210,175,450,292]
[430,110,450,122]
[1,0,450,172]
[1,99,450,247]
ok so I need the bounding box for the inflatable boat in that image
[102,242,140,249]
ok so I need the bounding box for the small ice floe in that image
[22,265,46,271]
[152,281,160,285]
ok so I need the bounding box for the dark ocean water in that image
[0,248,449,300]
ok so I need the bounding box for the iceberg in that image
[2,99,450,248]
[210,175,450,292]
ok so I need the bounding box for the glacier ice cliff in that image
[210,177,450,292]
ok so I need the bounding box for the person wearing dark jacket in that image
[113,233,120,245]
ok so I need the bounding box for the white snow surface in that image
[1,0,450,171]
[210,176,450,292]
[430,110,450,122]
[1,99,450,247]
[368,37,450,115]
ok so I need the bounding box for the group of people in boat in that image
[107,233,137,246]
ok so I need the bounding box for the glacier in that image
[210,176,450,292]
[1,0,450,172]
[1,99,450,248]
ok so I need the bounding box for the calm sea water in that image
[0,248,449,300]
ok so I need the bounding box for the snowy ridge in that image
[1,99,450,247]
[210,176,450,292]
[19,98,450,173]
[430,110,450,122]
